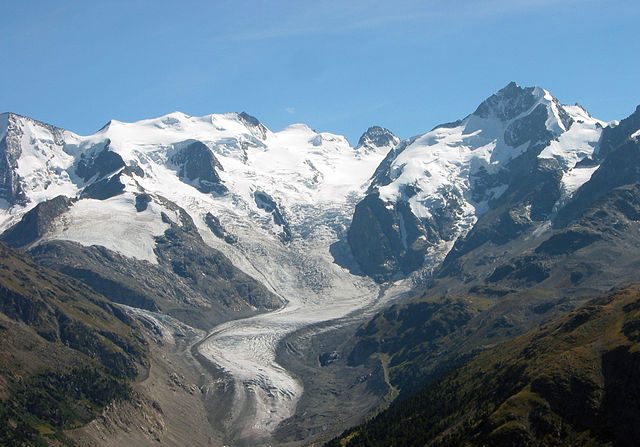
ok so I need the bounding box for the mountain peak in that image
[473,81,547,122]
[356,126,399,152]
[237,111,269,140]
[237,111,261,127]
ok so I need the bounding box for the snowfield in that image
[43,194,171,264]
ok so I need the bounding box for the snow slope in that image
[43,194,171,264]
[360,84,606,276]
[1,111,389,261]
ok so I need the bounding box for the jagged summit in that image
[472,81,542,121]
[356,125,399,152]
[471,82,573,134]
[347,83,606,281]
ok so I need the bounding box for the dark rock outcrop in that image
[0,115,27,206]
[1,195,72,247]
[76,142,128,200]
[238,112,269,140]
[347,193,426,282]
[556,130,640,227]
[134,193,151,212]
[76,141,126,182]
[204,212,237,244]
[356,126,399,151]
[254,190,292,243]
[170,140,227,195]
[0,113,66,206]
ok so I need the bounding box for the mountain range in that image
[1,82,640,446]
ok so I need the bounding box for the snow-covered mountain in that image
[0,111,391,249]
[3,82,636,445]
[347,82,607,281]
[0,108,402,318]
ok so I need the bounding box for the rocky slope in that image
[347,82,604,282]
[329,284,640,447]
[0,242,147,446]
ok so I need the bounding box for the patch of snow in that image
[42,194,170,263]
[539,105,604,170]
[561,165,599,197]
[12,116,81,203]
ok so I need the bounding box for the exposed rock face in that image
[0,114,27,206]
[75,142,129,200]
[1,195,72,247]
[76,141,125,181]
[170,140,227,195]
[135,193,152,212]
[0,113,68,206]
[556,116,640,227]
[254,190,292,243]
[347,193,426,281]
[204,212,237,244]
[597,105,640,159]
[473,81,539,120]
[356,126,399,152]
[25,199,281,330]
[237,112,269,140]
[348,82,589,281]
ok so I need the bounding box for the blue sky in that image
[1,0,639,143]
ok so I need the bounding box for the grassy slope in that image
[330,285,640,447]
[0,242,147,446]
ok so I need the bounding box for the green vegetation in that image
[329,285,640,447]
[0,243,147,445]
[0,367,131,446]
[348,296,487,396]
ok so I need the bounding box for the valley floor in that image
[194,232,410,446]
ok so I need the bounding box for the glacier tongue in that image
[197,229,394,441]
